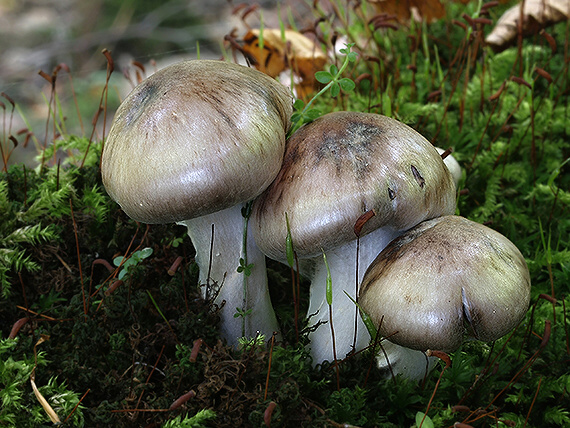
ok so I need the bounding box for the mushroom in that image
[436,147,462,188]
[359,215,531,371]
[251,111,456,364]
[101,59,293,345]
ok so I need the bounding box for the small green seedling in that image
[234,306,253,319]
[113,247,153,280]
[290,43,358,131]
[314,61,357,98]
[237,257,254,277]
[237,333,266,350]
[235,201,256,335]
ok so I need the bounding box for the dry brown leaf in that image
[242,29,327,98]
[30,335,61,424]
[242,29,287,78]
[31,375,61,424]
[486,0,570,50]
[368,0,446,22]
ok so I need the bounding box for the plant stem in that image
[241,201,253,337]
[301,50,354,116]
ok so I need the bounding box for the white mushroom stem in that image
[374,340,435,380]
[179,204,279,345]
[305,226,432,377]
[436,147,462,188]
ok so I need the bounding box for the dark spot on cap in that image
[411,164,425,188]
[314,119,382,180]
[125,80,159,126]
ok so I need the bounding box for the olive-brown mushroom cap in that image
[102,59,293,224]
[359,215,531,352]
[252,111,456,260]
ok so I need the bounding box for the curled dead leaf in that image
[31,335,61,424]
[242,29,327,98]
[31,376,61,424]
[242,29,287,78]
[485,0,570,51]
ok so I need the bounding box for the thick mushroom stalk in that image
[302,226,401,364]
[359,215,531,354]
[101,60,293,345]
[252,111,456,367]
[180,205,277,342]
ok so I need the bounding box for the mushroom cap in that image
[359,215,531,352]
[252,111,456,260]
[101,59,293,224]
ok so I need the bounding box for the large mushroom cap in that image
[252,111,456,260]
[359,215,531,352]
[102,59,293,224]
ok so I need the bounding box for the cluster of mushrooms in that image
[101,59,531,380]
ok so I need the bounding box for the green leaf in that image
[415,412,434,428]
[234,307,253,318]
[339,43,355,55]
[329,64,339,75]
[293,99,305,110]
[315,71,333,84]
[305,109,322,120]
[237,258,253,276]
[330,82,340,98]
[290,112,302,123]
[339,78,356,92]
[241,201,253,219]
[137,247,153,259]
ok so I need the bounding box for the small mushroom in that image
[436,147,462,189]
[252,111,456,364]
[101,59,293,344]
[359,215,531,360]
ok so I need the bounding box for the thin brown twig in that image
[418,350,451,428]
[63,389,90,424]
[523,376,542,427]
[264,332,277,401]
[82,49,114,168]
[134,345,165,412]
[329,303,340,391]
[459,320,551,427]
[69,198,86,317]
[294,252,301,343]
